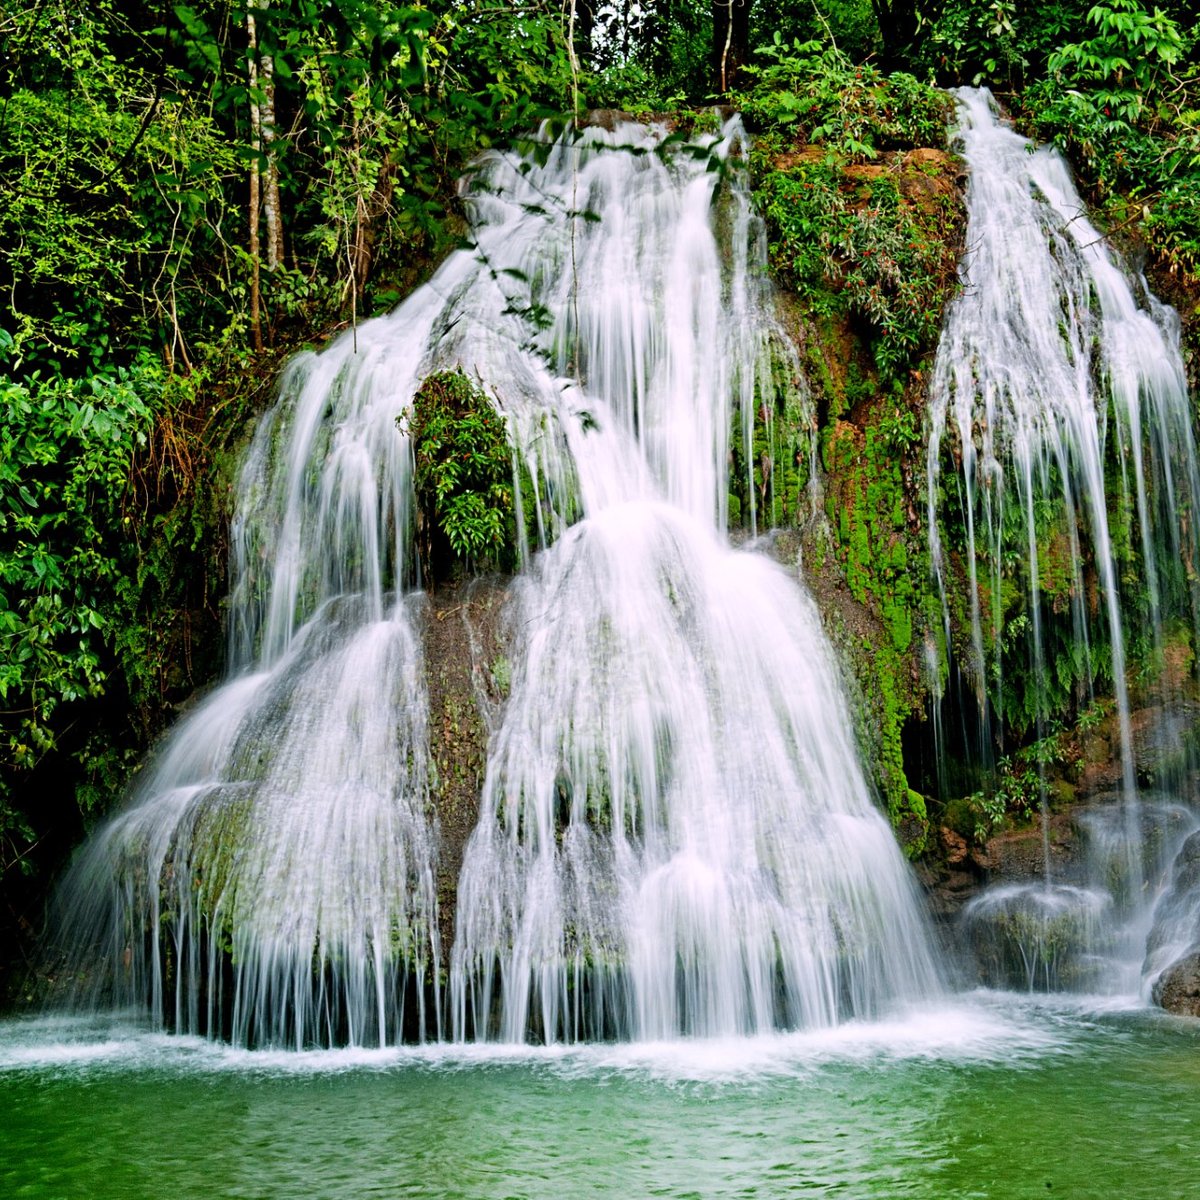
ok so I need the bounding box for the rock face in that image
[1152,953,1200,1017]
[1153,830,1200,911]
[422,578,509,957]
[983,811,1084,883]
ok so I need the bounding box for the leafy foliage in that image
[913,0,1091,86]
[739,37,949,158]
[407,371,516,574]
[0,0,584,380]
[1020,0,1200,276]
[590,0,715,106]
[752,0,880,65]
[0,352,230,877]
[0,0,242,373]
[1,365,151,782]
[737,37,958,382]
[755,156,960,381]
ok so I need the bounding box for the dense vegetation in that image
[408,370,516,577]
[2,0,1198,966]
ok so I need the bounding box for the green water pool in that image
[2,996,1198,1199]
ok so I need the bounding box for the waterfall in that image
[930,88,1200,994]
[47,115,942,1046]
[445,118,940,1041]
[48,290,453,1048]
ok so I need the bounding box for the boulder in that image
[1152,951,1200,1017]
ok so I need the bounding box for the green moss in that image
[814,403,936,833]
[741,67,967,831]
[727,337,812,532]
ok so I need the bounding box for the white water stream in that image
[927,88,1199,765]
[930,88,1200,996]
[447,119,941,1040]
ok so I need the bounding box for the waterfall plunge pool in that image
[2,996,1197,1199]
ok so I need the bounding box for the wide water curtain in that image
[51,117,941,1048]
[52,263,448,1049]
[449,118,940,1042]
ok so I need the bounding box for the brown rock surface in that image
[423,578,509,955]
[1153,953,1200,1017]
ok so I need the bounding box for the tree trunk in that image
[713,0,752,95]
[247,3,263,351]
[247,0,283,353]
[575,0,595,69]
[259,36,284,272]
[348,157,396,302]
[566,0,581,116]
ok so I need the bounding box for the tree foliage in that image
[0,0,581,895]
[0,351,226,878]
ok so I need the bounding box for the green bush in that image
[0,343,236,881]
[1020,0,1200,276]
[756,161,959,381]
[738,37,949,158]
[407,371,515,574]
[0,357,155,873]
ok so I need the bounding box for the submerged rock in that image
[1152,952,1200,1017]
[962,882,1112,991]
[1144,830,1200,1002]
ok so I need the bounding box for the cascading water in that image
[963,796,1198,992]
[928,88,1200,995]
[446,119,940,1041]
[46,115,943,1047]
[48,296,450,1049]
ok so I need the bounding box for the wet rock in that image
[1131,703,1200,785]
[941,826,968,865]
[1076,758,1122,797]
[1144,830,1200,984]
[1047,778,1076,808]
[983,811,1083,884]
[963,882,1112,992]
[969,846,992,871]
[423,577,509,954]
[897,149,961,216]
[914,861,980,925]
[1164,830,1200,893]
[581,109,636,131]
[1152,952,1200,1017]
[1075,704,1200,797]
